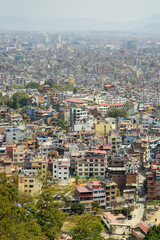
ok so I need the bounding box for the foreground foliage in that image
[144,225,160,240]
[0,173,66,240]
[70,213,105,240]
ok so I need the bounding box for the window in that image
[54,165,56,168]
[25,180,27,182]
[29,190,31,193]
[24,190,27,192]
[29,185,33,188]
[43,165,45,168]
[24,185,28,187]
[29,180,33,183]
[64,177,67,179]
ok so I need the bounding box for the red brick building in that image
[147,164,160,201]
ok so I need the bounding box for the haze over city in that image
[1,0,160,22]
[1,1,160,240]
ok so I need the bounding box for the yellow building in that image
[118,122,139,132]
[30,157,48,179]
[18,169,41,195]
[69,75,75,85]
[95,122,111,137]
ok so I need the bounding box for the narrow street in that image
[105,171,146,239]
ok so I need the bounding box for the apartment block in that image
[52,157,70,183]
[70,108,87,127]
[18,169,41,195]
[87,180,106,208]
[76,150,107,178]
[5,128,27,144]
[147,165,160,201]
[105,181,117,207]
[75,185,93,211]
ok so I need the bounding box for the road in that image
[124,171,146,227]
[104,171,146,239]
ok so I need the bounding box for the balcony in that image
[93,197,106,201]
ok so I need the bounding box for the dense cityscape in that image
[1,30,160,239]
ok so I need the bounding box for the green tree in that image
[124,101,131,108]
[108,109,127,118]
[75,175,80,184]
[144,225,160,240]
[73,87,78,93]
[26,81,39,89]
[0,173,66,240]
[71,213,105,240]
[12,92,31,109]
[0,173,45,240]
[36,188,66,239]
[71,203,85,214]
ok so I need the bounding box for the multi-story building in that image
[5,128,27,144]
[76,150,107,178]
[70,107,87,127]
[95,121,111,137]
[52,157,70,183]
[30,157,48,179]
[107,132,122,153]
[75,185,93,211]
[105,181,117,207]
[12,145,25,166]
[147,164,160,201]
[0,156,12,176]
[18,169,41,195]
[87,181,106,208]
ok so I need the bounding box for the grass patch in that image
[147,202,160,206]
[62,215,79,232]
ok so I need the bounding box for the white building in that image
[5,128,27,144]
[70,108,87,126]
[52,158,70,183]
[73,122,91,132]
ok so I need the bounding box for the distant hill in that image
[0,14,160,32]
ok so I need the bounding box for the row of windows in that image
[78,173,104,176]
[24,185,34,188]
[79,169,104,172]
[25,180,34,183]
[79,164,104,166]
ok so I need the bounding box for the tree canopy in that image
[0,173,66,240]
[71,202,85,214]
[144,225,160,240]
[107,109,127,118]
[70,213,105,240]
[26,81,39,89]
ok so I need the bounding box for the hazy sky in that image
[1,0,160,22]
